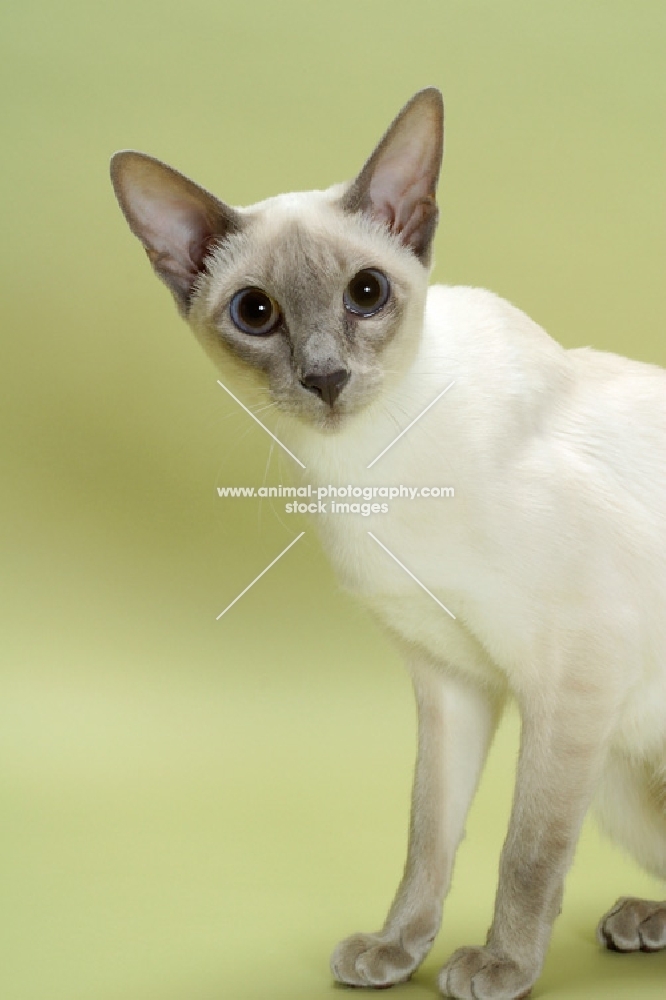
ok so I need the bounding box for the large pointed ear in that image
[341,88,444,264]
[110,151,243,314]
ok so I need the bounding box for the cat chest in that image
[311,495,468,592]
[313,512,499,681]
[308,502,515,685]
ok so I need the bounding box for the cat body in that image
[111,89,666,999]
[294,278,666,875]
[291,277,666,765]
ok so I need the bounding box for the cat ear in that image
[110,151,242,314]
[341,88,444,263]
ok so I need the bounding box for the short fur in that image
[111,88,666,999]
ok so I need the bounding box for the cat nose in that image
[300,368,350,406]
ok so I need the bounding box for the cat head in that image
[111,88,444,431]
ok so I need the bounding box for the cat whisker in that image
[257,438,276,533]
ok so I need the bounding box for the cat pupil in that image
[354,272,379,304]
[243,291,271,324]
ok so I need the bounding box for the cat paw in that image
[439,946,536,1000]
[330,931,420,988]
[597,896,666,953]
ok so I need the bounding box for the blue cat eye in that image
[230,287,281,336]
[343,268,390,317]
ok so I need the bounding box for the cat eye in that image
[229,287,281,336]
[343,269,390,317]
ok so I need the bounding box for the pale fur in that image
[111,90,666,998]
[196,194,666,994]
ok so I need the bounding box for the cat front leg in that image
[331,655,502,988]
[440,673,618,1000]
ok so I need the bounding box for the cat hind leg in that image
[593,752,666,953]
[597,897,666,952]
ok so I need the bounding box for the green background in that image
[1,1,665,997]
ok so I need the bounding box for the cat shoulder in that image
[425,283,551,339]
[422,283,569,390]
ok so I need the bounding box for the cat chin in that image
[312,411,347,434]
[272,388,378,433]
[277,400,364,435]
[285,407,347,434]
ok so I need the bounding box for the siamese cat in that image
[110,89,666,999]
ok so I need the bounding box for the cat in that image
[110,88,666,999]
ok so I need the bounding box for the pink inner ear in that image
[368,136,435,236]
[126,183,222,307]
[133,189,209,268]
[112,150,242,310]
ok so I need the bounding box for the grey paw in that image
[330,931,420,988]
[597,896,666,953]
[439,945,535,1000]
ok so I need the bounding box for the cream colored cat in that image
[111,89,666,999]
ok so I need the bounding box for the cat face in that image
[190,191,431,430]
[111,88,444,431]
